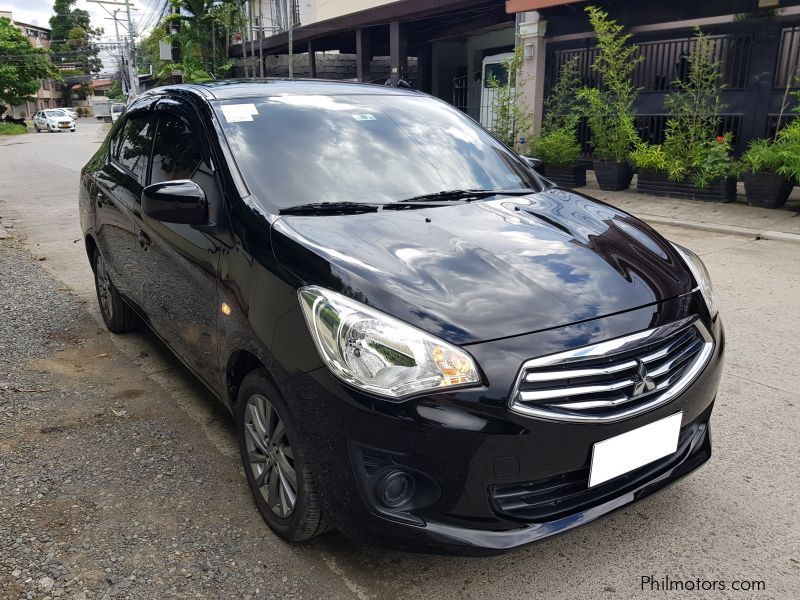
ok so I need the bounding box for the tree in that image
[50,0,103,75]
[577,6,641,162]
[139,1,244,83]
[0,17,58,113]
[488,43,532,150]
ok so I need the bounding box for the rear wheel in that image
[93,249,140,333]
[236,369,330,542]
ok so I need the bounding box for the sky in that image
[1,0,162,40]
[1,0,163,73]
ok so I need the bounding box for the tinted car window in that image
[115,114,156,183]
[150,114,203,184]
[214,94,542,209]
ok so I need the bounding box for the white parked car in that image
[33,109,76,133]
[64,108,78,120]
[110,103,125,123]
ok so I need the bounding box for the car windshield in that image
[214,94,544,210]
[45,110,66,117]
[112,105,124,113]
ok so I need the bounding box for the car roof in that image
[140,79,423,101]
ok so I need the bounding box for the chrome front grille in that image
[508,317,714,423]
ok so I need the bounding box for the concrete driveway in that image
[0,120,797,599]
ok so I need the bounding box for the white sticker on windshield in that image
[352,113,376,121]
[221,103,258,123]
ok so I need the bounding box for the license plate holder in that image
[589,412,682,487]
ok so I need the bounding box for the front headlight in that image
[671,243,717,317]
[298,286,481,399]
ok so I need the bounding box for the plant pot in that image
[742,172,793,209]
[543,163,586,188]
[593,160,633,191]
[636,169,737,202]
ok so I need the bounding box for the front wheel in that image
[236,369,330,542]
[93,249,140,333]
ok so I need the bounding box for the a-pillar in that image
[518,11,547,137]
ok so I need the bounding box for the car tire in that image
[236,369,331,542]
[93,249,140,333]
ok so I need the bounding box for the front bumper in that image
[280,303,724,555]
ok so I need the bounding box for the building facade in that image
[231,0,800,154]
[0,11,64,117]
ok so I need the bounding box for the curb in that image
[637,214,800,245]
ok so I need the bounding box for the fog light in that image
[375,469,415,508]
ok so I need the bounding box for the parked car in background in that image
[64,108,78,120]
[110,103,125,123]
[33,109,75,133]
[79,81,724,555]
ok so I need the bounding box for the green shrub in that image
[630,28,737,187]
[692,134,740,188]
[577,6,641,162]
[630,142,669,172]
[529,127,582,166]
[0,122,27,135]
[739,139,784,175]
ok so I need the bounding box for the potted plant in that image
[739,139,793,208]
[529,126,585,188]
[528,56,585,187]
[633,29,738,201]
[578,6,641,191]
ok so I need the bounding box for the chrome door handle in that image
[96,192,104,208]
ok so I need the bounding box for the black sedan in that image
[79,81,724,555]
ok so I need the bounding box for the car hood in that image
[270,188,693,345]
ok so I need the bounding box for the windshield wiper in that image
[279,202,380,215]
[395,188,535,204]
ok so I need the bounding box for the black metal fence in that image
[545,20,800,155]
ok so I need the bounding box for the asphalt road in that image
[0,120,798,600]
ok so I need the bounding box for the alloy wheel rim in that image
[95,254,113,320]
[244,393,298,518]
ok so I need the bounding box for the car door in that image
[93,105,157,308]
[134,98,225,388]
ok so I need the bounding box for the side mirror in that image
[522,156,543,170]
[141,180,208,225]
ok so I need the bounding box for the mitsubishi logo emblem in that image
[632,359,656,397]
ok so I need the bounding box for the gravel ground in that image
[0,239,356,600]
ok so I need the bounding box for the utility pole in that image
[88,0,139,96]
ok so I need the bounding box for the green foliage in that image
[739,138,784,174]
[139,0,244,83]
[528,126,582,166]
[630,142,669,172]
[578,6,641,162]
[530,58,583,166]
[49,0,102,75]
[662,29,728,177]
[542,56,582,133]
[108,80,124,101]
[488,43,532,149]
[631,29,737,187]
[0,122,27,135]
[773,114,800,181]
[0,17,58,108]
[692,134,740,188]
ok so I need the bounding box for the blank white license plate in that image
[589,412,682,487]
